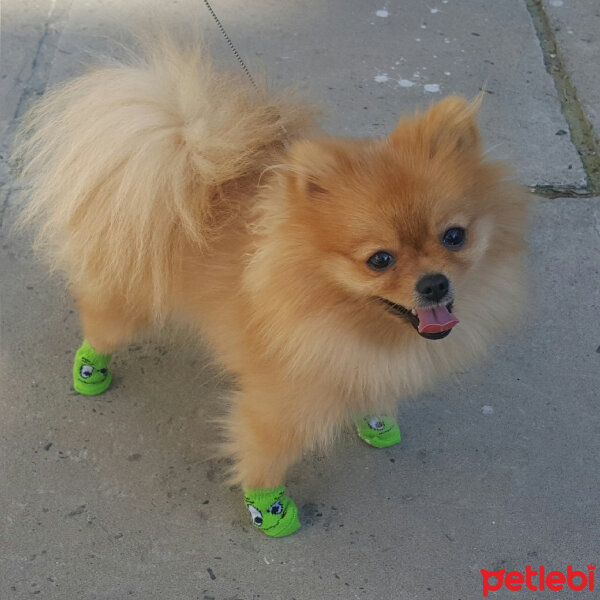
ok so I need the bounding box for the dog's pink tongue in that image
[416,305,459,334]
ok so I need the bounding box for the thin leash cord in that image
[202,0,290,144]
[202,0,258,90]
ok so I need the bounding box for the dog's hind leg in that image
[72,294,149,396]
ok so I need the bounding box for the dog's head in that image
[281,96,528,341]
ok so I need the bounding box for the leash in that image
[202,0,290,144]
[202,0,258,90]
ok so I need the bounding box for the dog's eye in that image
[367,251,395,271]
[441,227,466,250]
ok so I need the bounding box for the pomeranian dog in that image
[15,35,528,537]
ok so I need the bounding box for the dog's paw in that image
[72,339,113,396]
[356,415,401,448]
[244,485,300,538]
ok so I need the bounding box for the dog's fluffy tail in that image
[15,35,315,315]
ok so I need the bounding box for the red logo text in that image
[481,564,595,597]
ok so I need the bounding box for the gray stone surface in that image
[7,0,588,187]
[203,0,585,187]
[1,1,600,599]
[543,0,600,141]
[3,193,600,599]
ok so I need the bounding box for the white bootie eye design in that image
[80,364,94,379]
[248,504,263,526]
[369,417,385,431]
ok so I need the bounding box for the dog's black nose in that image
[416,273,450,303]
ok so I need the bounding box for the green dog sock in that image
[243,485,300,538]
[356,415,401,448]
[73,339,113,396]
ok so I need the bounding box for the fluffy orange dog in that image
[16,37,528,537]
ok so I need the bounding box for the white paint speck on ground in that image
[374,74,390,83]
[482,405,494,415]
[399,79,415,87]
[424,83,440,93]
[415,37,421,42]
[376,9,389,17]
[550,0,563,6]
[444,71,451,76]
[430,8,440,13]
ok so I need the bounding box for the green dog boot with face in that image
[244,485,300,538]
[73,339,112,395]
[356,415,401,448]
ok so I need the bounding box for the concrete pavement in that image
[1,1,599,599]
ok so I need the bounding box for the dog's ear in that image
[286,139,353,199]
[391,94,483,159]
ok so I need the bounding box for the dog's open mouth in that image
[377,298,459,340]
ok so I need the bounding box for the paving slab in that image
[542,0,600,142]
[207,0,586,188]
[2,186,600,598]
[4,0,587,188]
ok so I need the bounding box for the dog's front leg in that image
[222,381,314,537]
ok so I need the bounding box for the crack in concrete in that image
[12,1,61,122]
[529,184,592,199]
[525,0,600,197]
[1,2,64,229]
[12,31,51,121]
